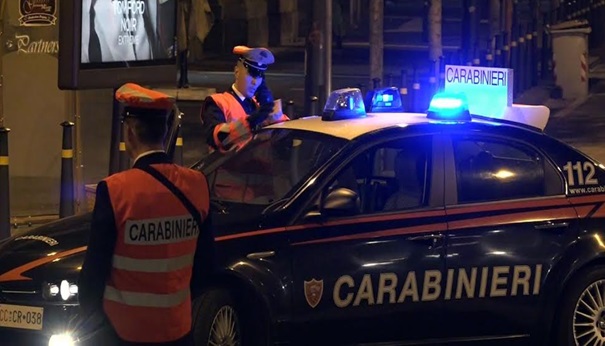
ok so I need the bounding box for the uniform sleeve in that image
[78,181,117,315]
[200,97,228,149]
[191,211,215,297]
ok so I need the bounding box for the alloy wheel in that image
[573,279,605,345]
[208,305,241,346]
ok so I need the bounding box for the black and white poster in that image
[81,0,176,64]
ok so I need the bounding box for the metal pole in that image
[109,88,121,176]
[119,121,129,171]
[323,0,332,102]
[0,127,10,239]
[469,0,478,65]
[304,1,322,115]
[72,91,85,214]
[429,0,443,79]
[369,0,384,90]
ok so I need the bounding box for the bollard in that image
[502,31,510,68]
[518,26,527,93]
[0,127,10,240]
[174,125,183,166]
[59,121,75,218]
[399,69,409,112]
[473,47,481,66]
[511,25,520,96]
[286,100,295,119]
[385,73,393,87]
[410,68,420,112]
[118,121,129,171]
[310,96,319,116]
[438,56,446,89]
[531,21,538,86]
[428,67,438,98]
[494,33,502,68]
[541,12,551,80]
[372,78,381,90]
[485,37,494,67]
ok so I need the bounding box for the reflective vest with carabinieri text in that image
[103,164,209,343]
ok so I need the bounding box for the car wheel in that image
[192,289,242,346]
[557,266,605,345]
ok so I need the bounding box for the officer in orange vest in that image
[200,45,290,152]
[77,83,214,346]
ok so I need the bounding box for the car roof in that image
[265,109,548,140]
[265,113,434,140]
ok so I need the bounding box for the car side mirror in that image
[303,188,361,222]
[322,187,361,217]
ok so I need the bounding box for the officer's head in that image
[233,45,274,98]
[115,83,174,158]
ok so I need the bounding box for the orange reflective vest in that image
[209,92,288,203]
[103,164,209,343]
[209,92,289,151]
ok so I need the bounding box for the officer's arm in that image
[78,182,117,315]
[191,212,215,297]
[200,97,228,149]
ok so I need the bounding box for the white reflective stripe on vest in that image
[112,253,195,273]
[104,286,190,308]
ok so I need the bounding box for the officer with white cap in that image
[200,45,289,152]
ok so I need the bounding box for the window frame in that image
[443,132,566,206]
[294,132,445,222]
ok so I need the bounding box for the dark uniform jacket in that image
[77,152,214,346]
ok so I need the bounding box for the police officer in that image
[200,45,289,152]
[77,83,214,346]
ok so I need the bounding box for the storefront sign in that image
[19,0,57,26]
[16,34,59,55]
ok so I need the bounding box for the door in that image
[442,132,578,340]
[288,135,449,345]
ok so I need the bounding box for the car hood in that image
[0,213,91,288]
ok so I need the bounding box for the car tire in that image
[556,265,605,346]
[192,288,242,346]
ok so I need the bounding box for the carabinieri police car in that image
[1,87,605,346]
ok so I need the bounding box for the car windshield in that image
[192,129,347,207]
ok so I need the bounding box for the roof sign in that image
[444,65,514,118]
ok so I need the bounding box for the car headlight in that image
[49,333,75,346]
[43,280,78,301]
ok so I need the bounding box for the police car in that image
[0,86,604,346]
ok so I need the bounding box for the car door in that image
[287,134,449,345]
[442,130,578,341]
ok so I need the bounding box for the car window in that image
[453,136,558,203]
[324,136,432,215]
[205,129,346,206]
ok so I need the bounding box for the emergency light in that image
[364,87,404,113]
[322,88,367,121]
[427,92,472,121]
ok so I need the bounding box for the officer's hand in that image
[254,80,274,107]
[247,102,274,128]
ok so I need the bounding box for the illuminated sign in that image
[444,65,514,117]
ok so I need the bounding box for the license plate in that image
[0,304,43,331]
